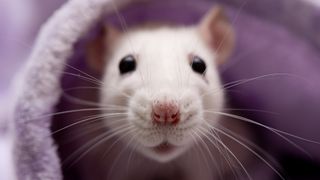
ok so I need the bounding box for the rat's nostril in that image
[171,113,178,119]
[152,100,180,125]
[154,113,161,119]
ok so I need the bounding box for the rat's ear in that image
[198,6,235,64]
[86,25,121,72]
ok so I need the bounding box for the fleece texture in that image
[11,0,137,179]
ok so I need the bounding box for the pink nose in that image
[152,100,180,125]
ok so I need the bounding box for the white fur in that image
[100,27,224,162]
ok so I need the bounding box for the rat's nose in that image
[152,100,180,125]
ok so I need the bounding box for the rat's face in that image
[88,7,234,163]
[100,28,225,162]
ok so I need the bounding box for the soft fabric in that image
[10,0,139,179]
[1,0,320,179]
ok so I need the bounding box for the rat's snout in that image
[152,99,180,125]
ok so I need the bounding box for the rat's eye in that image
[191,56,206,75]
[119,55,136,74]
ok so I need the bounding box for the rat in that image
[53,6,254,180]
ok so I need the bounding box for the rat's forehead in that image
[109,27,215,70]
[118,27,204,53]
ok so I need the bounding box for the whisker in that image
[32,108,125,121]
[206,108,278,115]
[62,91,104,107]
[190,130,214,175]
[187,138,203,175]
[202,73,306,98]
[101,128,136,158]
[63,72,103,86]
[51,113,127,136]
[197,126,243,179]
[208,125,237,171]
[208,111,320,153]
[73,126,135,168]
[65,63,103,84]
[223,73,305,91]
[107,131,137,180]
[57,122,108,144]
[200,124,252,180]
[204,122,285,180]
[62,73,131,99]
[189,130,214,176]
[126,138,139,173]
[62,90,129,109]
[216,123,280,167]
[193,128,224,179]
[64,124,133,167]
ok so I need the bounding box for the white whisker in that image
[65,63,103,84]
[194,127,224,179]
[202,73,306,98]
[216,123,280,167]
[51,113,128,136]
[189,130,214,175]
[201,123,252,180]
[64,124,133,167]
[197,126,241,179]
[205,122,285,180]
[63,72,103,86]
[208,111,320,153]
[106,131,137,180]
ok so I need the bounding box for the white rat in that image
[56,6,253,180]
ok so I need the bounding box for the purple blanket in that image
[2,0,320,179]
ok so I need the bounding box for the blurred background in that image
[0,0,64,95]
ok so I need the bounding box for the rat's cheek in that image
[118,76,144,95]
[101,90,128,108]
[128,94,154,127]
[201,82,225,107]
[178,90,203,123]
[114,83,133,97]
[187,76,209,95]
[102,81,139,107]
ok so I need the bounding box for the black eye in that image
[191,56,206,75]
[119,55,136,74]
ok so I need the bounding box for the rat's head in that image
[87,7,234,162]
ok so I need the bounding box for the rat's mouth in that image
[153,142,175,154]
[141,141,188,162]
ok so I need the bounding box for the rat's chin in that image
[139,142,188,163]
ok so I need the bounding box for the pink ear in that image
[199,6,235,64]
[86,25,121,72]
